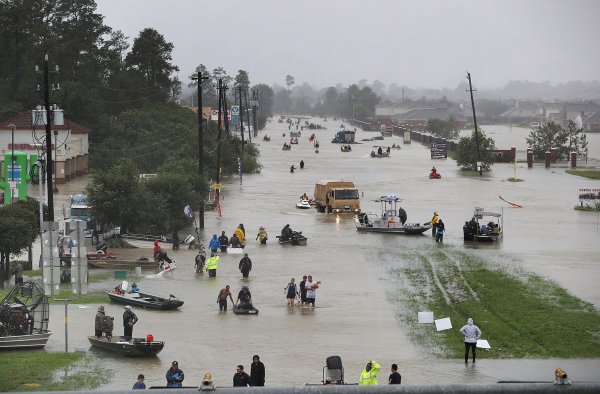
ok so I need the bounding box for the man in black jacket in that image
[218,231,229,253]
[250,355,265,386]
[166,361,184,387]
[239,254,252,278]
[233,365,252,387]
[122,306,137,340]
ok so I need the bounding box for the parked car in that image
[530,122,540,129]
[518,121,526,126]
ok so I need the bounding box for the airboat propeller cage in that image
[0,282,50,337]
[323,356,344,385]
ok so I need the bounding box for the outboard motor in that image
[96,241,108,254]
[323,356,344,385]
[291,231,299,245]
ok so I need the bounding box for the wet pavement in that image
[18,118,600,387]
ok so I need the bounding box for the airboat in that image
[0,282,52,349]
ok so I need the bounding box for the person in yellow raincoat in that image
[234,225,245,244]
[256,226,268,244]
[358,360,380,385]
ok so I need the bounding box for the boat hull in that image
[0,332,52,349]
[354,217,432,234]
[233,306,259,315]
[108,292,184,310]
[278,236,308,246]
[88,336,164,356]
[473,233,503,242]
[88,260,157,269]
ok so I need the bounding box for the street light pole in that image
[191,71,208,228]
[53,130,58,193]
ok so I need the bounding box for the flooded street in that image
[37,118,600,387]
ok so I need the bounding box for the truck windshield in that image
[71,208,89,217]
[335,189,359,200]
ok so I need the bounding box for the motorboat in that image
[308,199,317,207]
[354,195,432,234]
[88,259,157,270]
[0,282,52,349]
[86,252,119,260]
[282,145,291,151]
[297,200,311,209]
[371,146,391,157]
[276,231,308,245]
[430,172,442,179]
[340,145,352,152]
[233,305,259,315]
[108,281,184,310]
[471,207,503,242]
[88,335,164,357]
[120,233,194,249]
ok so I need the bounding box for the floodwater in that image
[23,118,600,387]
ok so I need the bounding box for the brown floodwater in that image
[27,118,600,387]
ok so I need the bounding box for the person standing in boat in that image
[95,306,105,337]
[218,231,229,252]
[429,212,439,236]
[468,217,477,240]
[256,225,268,244]
[166,361,184,387]
[122,306,137,340]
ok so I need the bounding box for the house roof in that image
[448,104,484,117]
[548,110,565,120]
[404,101,448,110]
[375,100,396,108]
[391,99,414,108]
[583,109,600,125]
[564,101,600,112]
[0,110,91,134]
[543,102,565,109]
[392,108,464,122]
[500,102,542,117]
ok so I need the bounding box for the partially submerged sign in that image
[430,143,447,159]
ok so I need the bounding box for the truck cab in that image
[67,194,95,239]
[331,131,355,144]
[314,181,360,214]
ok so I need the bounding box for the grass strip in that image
[382,245,600,359]
[506,178,524,182]
[566,170,600,180]
[0,351,108,391]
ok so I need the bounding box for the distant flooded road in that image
[39,119,599,387]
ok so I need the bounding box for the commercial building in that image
[0,110,90,184]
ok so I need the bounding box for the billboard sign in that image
[210,109,232,121]
[430,143,447,159]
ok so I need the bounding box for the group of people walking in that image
[132,356,266,388]
[284,275,321,307]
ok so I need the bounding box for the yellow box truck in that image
[314,181,360,214]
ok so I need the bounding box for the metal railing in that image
[9,383,600,394]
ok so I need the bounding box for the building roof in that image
[548,110,565,120]
[564,101,600,112]
[392,108,464,122]
[374,100,396,108]
[500,102,542,117]
[0,110,91,134]
[448,104,484,117]
[543,102,565,109]
[391,99,414,108]
[583,109,600,125]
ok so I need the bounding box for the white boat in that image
[354,195,432,234]
[471,207,503,242]
[370,146,391,157]
[296,200,311,209]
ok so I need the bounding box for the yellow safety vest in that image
[359,362,381,385]
[205,256,219,270]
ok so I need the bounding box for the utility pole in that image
[253,90,258,137]
[237,86,245,151]
[243,89,251,144]
[467,72,482,176]
[191,71,208,228]
[216,79,223,200]
[35,55,59,220]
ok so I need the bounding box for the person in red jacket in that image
[154,240,172,266]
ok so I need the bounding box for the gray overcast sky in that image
[96,0,600,90]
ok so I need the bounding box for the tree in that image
[353,103,371,120]
[188,64,216,107]
[125,28,180,102]
[427,116,460,139]
[526,120,588,160]
[525,122,568,160]
[456,129,497,171]
[565,120,588,159]
[0,202,40,280]
[285,75,295,92]
[234,70,250,91]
